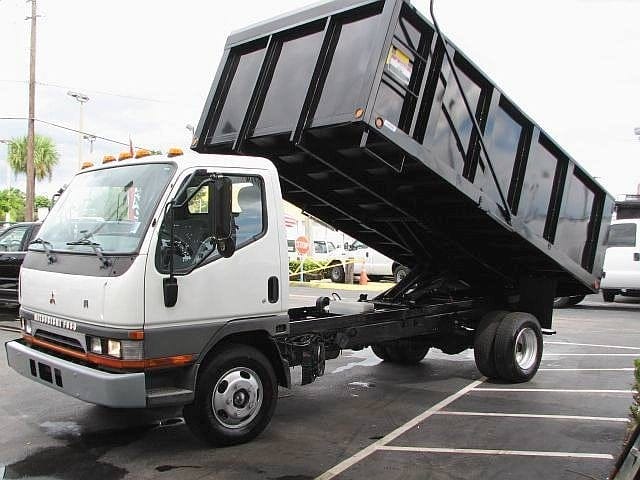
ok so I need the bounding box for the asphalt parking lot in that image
[0,290,638,480]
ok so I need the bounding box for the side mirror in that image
[163,276,178,307]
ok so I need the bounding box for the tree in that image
[7,134,59,181]
[0,188,26,222]
[35,195,51,209]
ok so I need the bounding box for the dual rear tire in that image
[474,311,543,382]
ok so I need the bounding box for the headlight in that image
[87,336,143,360]
[89,337,103,354]
[107,339,121,358]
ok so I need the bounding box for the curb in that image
[289,280,392,292]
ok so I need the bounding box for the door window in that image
[314,241,327,254]
[0,225,30,252]
[156,174,265,273]
[606,223,637,247]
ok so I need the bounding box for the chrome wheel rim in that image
[212,367,263,429]
[514,327,537,370]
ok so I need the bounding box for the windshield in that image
[32,163,175,254]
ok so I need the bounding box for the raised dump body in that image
[193,0,614,298]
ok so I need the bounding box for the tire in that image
[553,295,585,308]
[602,290,616,303]
[375,338,430,364]
[330,264,345,283]
[473,310,508,378]
[565,295,585,307]
[553,297,570,309]
[183,343,278,446]
[394,266,410,283]
[371,344,391,361]
[493,312,543,383]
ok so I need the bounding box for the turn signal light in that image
[118,151,133,161]
[81,161,94,169]
[102,155,116,164]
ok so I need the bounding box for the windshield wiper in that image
[66,238,112,269]
[30,238,57,264]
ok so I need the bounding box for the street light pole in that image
[67,91,89,169]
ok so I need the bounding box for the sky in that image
[0,0,639,200]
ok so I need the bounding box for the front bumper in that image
[6,339,146,408]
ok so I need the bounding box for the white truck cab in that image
[600,219,640,302]
[8,151,292,444]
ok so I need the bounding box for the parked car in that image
[0,222,41,306]
[600,219,640,302]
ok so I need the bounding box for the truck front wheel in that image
[493,312,543,383]
[602,290,616,303]
[183,343,278,446]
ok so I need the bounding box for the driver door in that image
[144,169,284,335]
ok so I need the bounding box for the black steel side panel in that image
[193,0,614,295]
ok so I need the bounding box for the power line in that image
[0,78,196,105]
[0,117,156,150]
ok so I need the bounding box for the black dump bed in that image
[193,0,614,296]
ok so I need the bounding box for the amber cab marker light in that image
[375,117,384,128]
[354,108,365,119]
[81,161,94,170]
[167,147,183,158]
[118,151,133,161]
[102,155,116,164]
[134,149,152,159]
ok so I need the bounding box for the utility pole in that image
[25,0,37,221]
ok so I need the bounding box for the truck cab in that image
[8,152,290,437]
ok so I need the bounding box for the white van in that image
[600,219,640,302]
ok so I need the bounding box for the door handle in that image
[267,276,279,303]
[634,253,639,262]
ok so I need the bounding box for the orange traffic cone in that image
[359,262,369,285]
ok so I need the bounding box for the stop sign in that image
[295,235,310,255]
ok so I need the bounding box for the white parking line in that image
[434,411,628,422]
[543,353,639,357]
[473,388,633,394]
[378,446,614,460]
[539,368,635,372]
[545,341,640,350]
[314,379,485,480]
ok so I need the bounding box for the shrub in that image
[631,359,640,428]
[289,258,330,281]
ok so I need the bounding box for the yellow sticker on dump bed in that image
[386,46,412,86]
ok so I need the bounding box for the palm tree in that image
[7,134,59,181]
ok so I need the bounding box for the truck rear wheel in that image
[183,343,278,446]
[493,312,543,383]
[372,338,429,364]
[473,310,507,378]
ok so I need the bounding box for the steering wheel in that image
[194,236,215,262]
